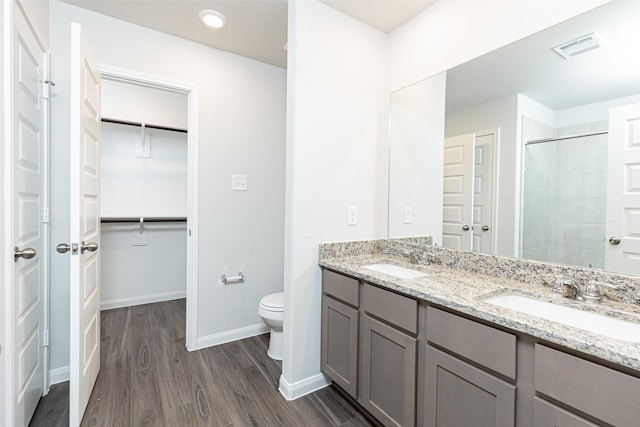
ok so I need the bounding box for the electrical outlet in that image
[347,206,358,226]
[232,175,248,191]
[403,207,413,224]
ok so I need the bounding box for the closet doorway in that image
[99,66,199,349]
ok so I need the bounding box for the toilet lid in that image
[260,292,284,310]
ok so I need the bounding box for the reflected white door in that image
[442,134,475,250]
[11,5,47,426]
[605,103,640,274]
[472,132,496,254]
[69,23,101,426]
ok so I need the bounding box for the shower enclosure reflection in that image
[522,126,608,269]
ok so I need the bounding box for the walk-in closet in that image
[100,79,188,310]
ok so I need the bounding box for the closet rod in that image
[101,217,187,223]
[101,117,188,134]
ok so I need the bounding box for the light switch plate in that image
[347,206,358,226]
[232,175,248,191]
[403,207,413,224]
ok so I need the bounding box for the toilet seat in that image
[259,292,283,312]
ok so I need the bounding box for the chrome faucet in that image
[583,280,618,303]
[556,278,584,301]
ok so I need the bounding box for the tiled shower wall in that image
[522,118,608,269]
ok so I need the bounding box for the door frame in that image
[1,0,51,424]
[98,64,199,350]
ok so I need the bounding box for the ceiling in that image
[60,0,437,69]
[445,1,640,113]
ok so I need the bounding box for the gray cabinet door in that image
[424,345,515,427]
[321,295,359,397]
[360,315,417,427]
[534,398,599,427]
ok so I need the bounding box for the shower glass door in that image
[522,130,608,269]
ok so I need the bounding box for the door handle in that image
[14,247,36,262]
[462,225,470,231]
[56,243,71,254]
[609,237,621,245]
[482,225,490,231]
[81,241,99,253]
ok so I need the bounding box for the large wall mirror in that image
[388,0,640,276]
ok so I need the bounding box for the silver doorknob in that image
[14,247,36,261]
[609,237,621,245]
[56,243,70,254]
[80,241,99,253]
[482,225,490,231]
[462,225,470,231]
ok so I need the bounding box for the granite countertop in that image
[319,254,640,373]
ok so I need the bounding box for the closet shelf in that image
[101,217,187,223]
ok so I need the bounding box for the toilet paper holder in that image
[221,272,244,284]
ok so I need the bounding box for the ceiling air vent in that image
[552,33,604,59]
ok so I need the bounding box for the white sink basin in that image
[485,294,640,343]
[362,263,427,279]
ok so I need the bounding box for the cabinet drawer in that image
[535,344,640,426]
[426,307,516,379]
[322,269,359,307]
[534,398,599,427]
[362,284,418,334]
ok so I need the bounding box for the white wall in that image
[100,223,187,309]
[446,95,518,256]
[49,0,286,375]
[101,124,187,218]
[282,0,388,398]
[388,73,446,241]
[388,0,612,91]
[556,94,640,128]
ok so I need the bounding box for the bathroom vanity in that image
[319,240,640,427]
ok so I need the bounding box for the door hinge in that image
[43,329,49,347]
[42,207,50,224]
[42,80,55,100]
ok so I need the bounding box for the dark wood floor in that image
[30,299,372,427]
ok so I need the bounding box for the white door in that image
[69,23,101,426]
[10,5,47,426]
[472,132,496,254]
[605,103,640,274]
[442,133,475,250]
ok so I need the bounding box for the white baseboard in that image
[278,373,329,401]
[101,290,186,311]
[194,323,269,350]
[50,366,70,385]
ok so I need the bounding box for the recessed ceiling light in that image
[199,9,227,29]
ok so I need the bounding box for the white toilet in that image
[258,292,284,360]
